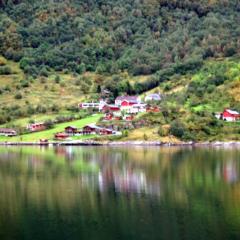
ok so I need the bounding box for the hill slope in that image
[0,0,240,76]
[0,1,240,141]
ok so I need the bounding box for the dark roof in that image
[65,126,78,129]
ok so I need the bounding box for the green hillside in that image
[0,0,240,141]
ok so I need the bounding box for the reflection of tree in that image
[0,146,240,239]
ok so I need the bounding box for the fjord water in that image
[0,146,240,240]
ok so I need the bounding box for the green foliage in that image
[170,121,185,138]
[0,66,12,75]
[0,0,239,76]
[44,119,54,129]
[14,93,22,99]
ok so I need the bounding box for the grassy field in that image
[120,127,180,143]
[0,114,102,142]
[0,111,78,128]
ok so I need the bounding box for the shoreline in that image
[1,140,240,147]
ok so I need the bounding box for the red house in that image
[82,124,115,135]
[115,96,141,106]
[102,105,121,113]
[55,132,69,140]
[82,124,97,134]
[65,126,78,135]
[220,109,240,122]
[0,128,17,136]
[27,123,46,132]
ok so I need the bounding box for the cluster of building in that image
[0,122,47,137]
[79,93,161,122]
[215,109,240,122]
[55,124,121,140]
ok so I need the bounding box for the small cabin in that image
[65,126,78,135]
[102,105,121,113]
[145,93,161,102]
[82,124,116,135]
[27,123,46,132]
[82,124,97,134]
[127,103,147,114]
[55,132,69,140]
[79,102,100,109]
[0,128,17,137]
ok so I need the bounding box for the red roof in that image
[55,133,69,138]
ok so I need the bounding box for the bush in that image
[44,119,54,129]
[143,133,148,141]
[20,80,30,88]
[39,67,49,77]
[170,121,185,138]
[54,75,61,84]
[0,66,12,75]
[14,93,22,99]
[158,126,168,137]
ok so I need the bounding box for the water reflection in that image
[0,146,240,240]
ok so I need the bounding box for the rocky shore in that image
[1,140,240,147]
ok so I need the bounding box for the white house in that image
[126,103,147,114]
[145,93,161,102]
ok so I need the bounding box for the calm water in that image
[0,146,240,240]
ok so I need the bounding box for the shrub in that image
[170,121,185,138]
[39,67,49,77]
[44,119,54,129]
[54,75,61,83]
[0,66,12,75]
[14,93,22,99]
[143,133,148,141]
[20,80,29,88]
[158,126,168,137]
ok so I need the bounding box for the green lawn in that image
[0,111,75,128]
[0,114,102,142]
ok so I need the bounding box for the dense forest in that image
[0,0,240,77]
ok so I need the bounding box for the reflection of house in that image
[115,96,141,107]
[0,128,17,136]
[216,109,240,122]
[27,122,46,132]
[145,93,161,102]
[223,162,237,183]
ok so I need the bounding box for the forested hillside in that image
[0,0,240,76]
[1,0,240,141]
